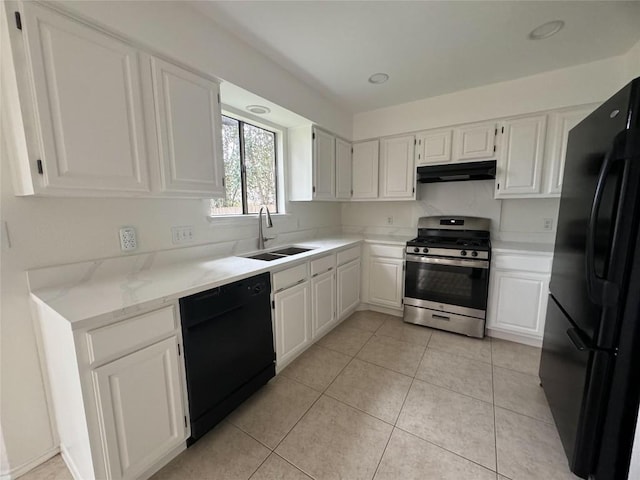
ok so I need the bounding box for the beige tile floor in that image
[21,311,579,480]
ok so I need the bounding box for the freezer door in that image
[549,80,638,348]
[540,295,614,478]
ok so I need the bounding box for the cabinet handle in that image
[432,314,450,321]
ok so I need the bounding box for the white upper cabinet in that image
[544,105,597,195]
[453,121,498,162]
[16,2,151,195]
[352,140,379,199]
[313,128,336,200]
[415,129,452,166]
[380,135,415,199]
[149,56,224,197]
[495,114,547,198]
[288,125,340,201]
[335,137,352,199]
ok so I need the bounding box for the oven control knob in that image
[422,247,429,253]
[413,247,420,253]
[460,250,468,256]
[471,251,478,257]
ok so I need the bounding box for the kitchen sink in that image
[270,247,314,256]
[245,246,315,261]
[246,252,286,261]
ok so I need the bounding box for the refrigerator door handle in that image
[585,134,627,307]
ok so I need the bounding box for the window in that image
[211,116,278,215]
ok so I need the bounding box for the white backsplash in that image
[342,180,501,237]
[342,180,559,244]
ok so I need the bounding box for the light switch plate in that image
[543,218,554,231]
[119,227,137,251]
[172,226,194,244]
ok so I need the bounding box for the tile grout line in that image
[371,332,431,479]
[269,320,374,470]
[490,338,500,477]
[393,424,499,475]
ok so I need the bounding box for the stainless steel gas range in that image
[403,216,491,338]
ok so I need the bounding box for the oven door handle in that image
[405,254,489,269]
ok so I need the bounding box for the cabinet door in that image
[335,138,352,199]
[368,257,404,309]
[313,128,336,200]
[311,270,337,339]
[274,282,311,369]
[93,336,186,480]
[150,57,224,196]
[416,129,452,165]
[545,106,595,195]
[487,270,549,338]
[337,260,361,319]
[352,140,379,199]
[495,115,547,197]
[453,122,497,162]
[380,135,415,199]
[21,2,150,193]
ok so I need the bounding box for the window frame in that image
[213,113,280,216]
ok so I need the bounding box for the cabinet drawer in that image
[310,254,336,277]
[87,306,176,364]
[493,254,553,273]
[273,263,308,292]
[337,246,361,266]
[369,244,404,259]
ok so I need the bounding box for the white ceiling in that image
[194,1,640,113]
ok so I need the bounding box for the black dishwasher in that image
[179,272,275,444]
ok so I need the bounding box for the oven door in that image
[404,254,489,318]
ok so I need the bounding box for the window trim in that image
[212,112,280,216]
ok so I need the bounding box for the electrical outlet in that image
[543,218,554,231]
[119,227,137,251]
[387,216,393,225]
[172,226,194,244]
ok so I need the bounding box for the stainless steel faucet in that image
[257,206,274,250]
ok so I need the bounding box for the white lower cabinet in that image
[487,251,552,343]
[93,336,186,480]
[369,257,404,309]
[35,304,188,480]
[311,269,337,339]
[337,259,361,319]
[274,280,312,370]
[363,243,405,311]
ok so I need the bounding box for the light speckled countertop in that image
[29,236,367,328]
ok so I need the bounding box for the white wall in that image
[353,52,631,141]
[0,1,346,476]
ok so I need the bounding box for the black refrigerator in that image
[540,76,640,480]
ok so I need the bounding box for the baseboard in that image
[357,303,403,318]
[2,446,59,480]
[487,328,543,347]
[59,445,82,480]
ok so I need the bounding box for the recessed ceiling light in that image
[246,105,271,114]
[528,20,565,40]
[368,73,389,85]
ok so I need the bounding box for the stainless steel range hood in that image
[417,160,496,183]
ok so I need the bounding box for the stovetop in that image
[407,235,491,251]
[406,216,492,259]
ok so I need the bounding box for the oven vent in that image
[417,160,496,183]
